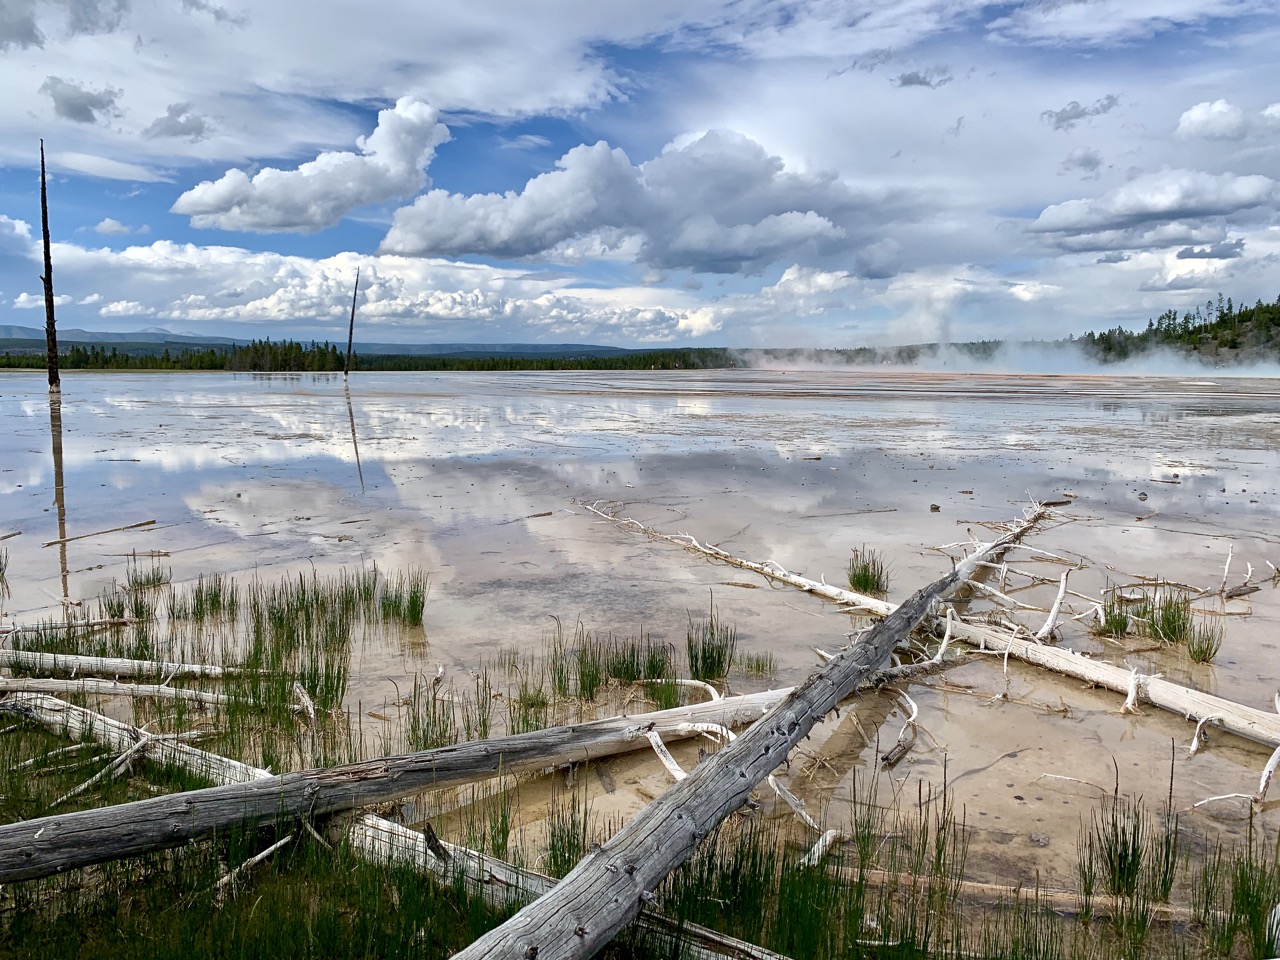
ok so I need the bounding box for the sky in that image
[0,0,1278,347]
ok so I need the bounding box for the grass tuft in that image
[686,601,737,683]
[847,545,890,596]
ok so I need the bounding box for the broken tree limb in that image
[589,503,1280,752]
[450,511,1047,960]
[0,649,233,679]
[41,519,156,548]
[4,694,269,783]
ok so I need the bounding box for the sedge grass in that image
[686,601,737,683]
[847,544,891,597]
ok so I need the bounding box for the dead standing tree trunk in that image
[40,140,59,393]
[451,508,1048,960]
[343,266,359,379]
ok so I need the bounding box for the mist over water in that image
[733,340,1280,378]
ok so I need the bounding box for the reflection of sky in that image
[3,370,1279,630]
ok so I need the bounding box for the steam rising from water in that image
[732,340,1280,377]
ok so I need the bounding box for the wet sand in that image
[2,369,1278,886]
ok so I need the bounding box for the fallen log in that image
[350,816,791,960]
[450,510,1046,960]
[587,504,1280,751]
[6,694,268,784]
[0,649,233,679]
[16,694,785,960]
[0,688,791,883]
[0,677,229,706]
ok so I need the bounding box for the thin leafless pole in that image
[344,266,359,378]
[39,140,59,393]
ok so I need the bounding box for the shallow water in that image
[2,369,1278,886]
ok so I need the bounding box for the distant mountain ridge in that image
[0,325,633,358]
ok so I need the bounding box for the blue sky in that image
[1,0,1278,346]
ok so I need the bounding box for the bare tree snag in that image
[450,511,1047,960]
[39,139,59,393]
[344,266,359,379]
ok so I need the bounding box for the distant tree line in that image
[1075,294,1280,363]
[0,339,347,372]
[2,295,1278,372]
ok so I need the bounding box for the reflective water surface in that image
[2,369,1278,886]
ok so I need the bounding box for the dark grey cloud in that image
[893,68,951,89]
[1060,146,1102,178]
[0,4,43,49]
[383,129,921,275]
[40,76,123,124]
[180,0,246,27]
[142,103,210,141]
[1032,171,1279,248]
[65,0,129,35]
[1095,252,1129,264]
[1176,239,1245,260]
[1041,94,1119,131]
[1139,273,1210,292]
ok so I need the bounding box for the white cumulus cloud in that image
[1176,99,1248,140]
[383,129,897,275]
[171,97,450,232]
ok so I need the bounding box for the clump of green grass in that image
[575,635,605,702]
[1093,586,1131,638]
[847,545,890,597]
[379,567,427,625]
[603,633,673,684]
[1186,620,1224,664]
[544,791,593,879]
[736,650,777,677]
[124,556,171,592]
[643,679,682,710]
[461,668,494,741]
[507,667,551,734]
[1132,587,1193,645]
[687,602,736,683]
[406,675,458,751]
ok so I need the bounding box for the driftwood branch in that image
[451,510,1047,959]
[0,650,233,679]
[0,677,228,706]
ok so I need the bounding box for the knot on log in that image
[522,946,538,959]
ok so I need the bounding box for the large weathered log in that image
[350,817,791,960]
[450,512,1045,960]
[0,689,789,883]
